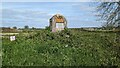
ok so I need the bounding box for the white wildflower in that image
[66,35,70,38]
[65,45,68,47]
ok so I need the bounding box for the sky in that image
[2,0,119,2]
[1,2,103,28]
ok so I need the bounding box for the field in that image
[2,29,120,66]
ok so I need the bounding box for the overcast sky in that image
[1,2,103,28]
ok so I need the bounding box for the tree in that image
[32,27,36,30]
[96,1,120,27]
[96,1,120,43]
[13,26,17,29]
[24,25,29,29]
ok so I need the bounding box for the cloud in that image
[80,6,96,11]
[2,9,51,27]
[71,2,96,12]
[2,2,101,28]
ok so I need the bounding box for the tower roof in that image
[52,14,65,23]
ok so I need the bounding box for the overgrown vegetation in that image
[2,29,120,66]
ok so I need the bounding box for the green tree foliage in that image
[23,25,30,33]
[32,27,36,30]
[24,25,29,29]
[13,26,17,29]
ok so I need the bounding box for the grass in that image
[2,29,120,66]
